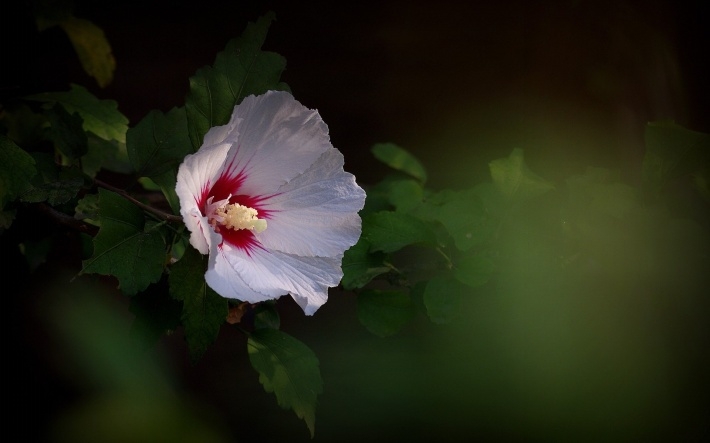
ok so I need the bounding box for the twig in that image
[93,178,183,223]
[34,203,99,236]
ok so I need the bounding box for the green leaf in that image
[567,167,638,219]
[0,134,36,209]
[126,107,192,213]
[253,301,280,330]
[25,83,129,143]
[169,246,228,361]
[19,236,53,272]
[75,192,100,226]
[248,328,323,437]
[365,175,424,213]
[149,169,181,215]
[454,254,495,288]
[127,106,193,177]
[82,136,132,178]
[46,103,88,159]
[185,12,289,150]
[0,209,15,230]
[643,121,710,192]
[81,188,165,295]
[0,103,46,146]
[341,238,390,290]
[363,211,436,253]
[129,279,182,350]
[489,148,554,203]
[423,275,468,324]
[21,153,85,205]
[59,16,116,88]
[371,143,427,182]
[357,290,414,337]
[414,188,495,251]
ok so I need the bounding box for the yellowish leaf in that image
[60,16,116,88]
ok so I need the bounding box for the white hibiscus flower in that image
[176,90,366,315]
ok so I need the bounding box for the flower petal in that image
[176,143,232,253]
[212,244,343,315]
[214,91,333,195]
[258,148,366,258]
[205,242,278,304]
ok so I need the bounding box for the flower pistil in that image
[206,196,267,234]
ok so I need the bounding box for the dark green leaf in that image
[341,238,390,290]
[357,289,414,337]
[169,246,228,362]
[387,178,425,212]
[248,328,323,437]
[185,12,289,150]
[567,167,638,219]
[46,104,88,159]
[149,169,181,215]
[454,254,495,288]
[371,143,427,182]
[423,275,467,324]
[25,83,129,142]
[489,148,554,203]
[364,175,424,213]
[127,106,193,177]
[19,236,53,272]
[126,107,192,213]
[253,301,280,329]
[129,279,182,350]
[643,121,710,192]
[414,188,495,251]
[21,153,85,205]
[75,192,100,226]
[82,135,132,178]
[0,134,36,209]
[81,188,165,295]
[363,211,436,253]
[0,209,16,230]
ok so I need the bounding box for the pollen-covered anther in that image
[214,202,267,233]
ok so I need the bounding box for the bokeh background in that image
[4,0,709,442]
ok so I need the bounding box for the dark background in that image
[3,0,709,442]
[9,0,710,186]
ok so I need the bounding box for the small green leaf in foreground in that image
[248,328,323,437]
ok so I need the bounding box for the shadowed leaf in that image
[81,188,165,295]
[248,329,322,437]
